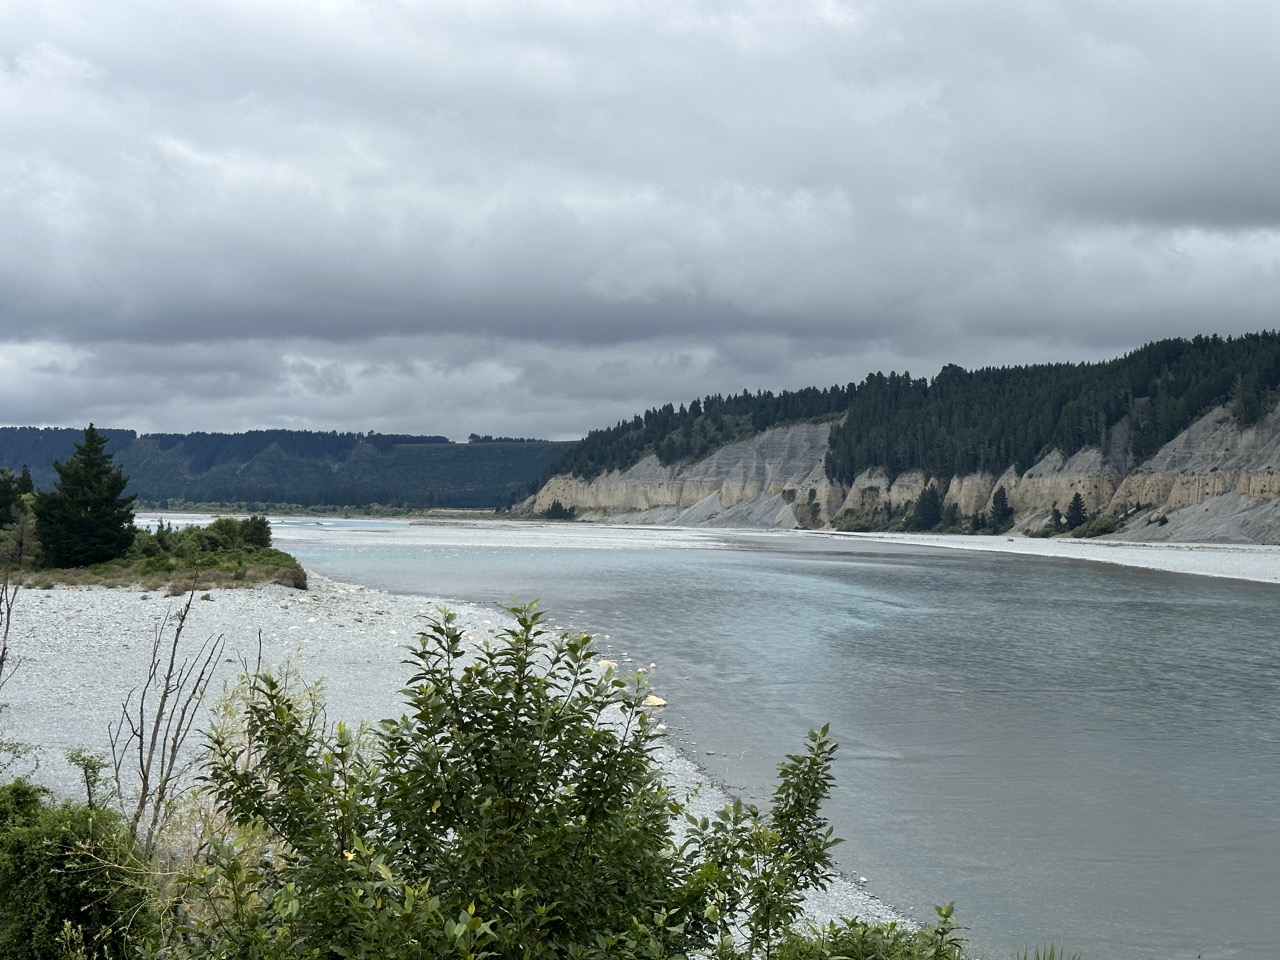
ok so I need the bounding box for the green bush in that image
[772,905,967,960]
[0,780,155,960]
[123,517,305,590]
[179,603,843,960]
[1070,514,1120,539]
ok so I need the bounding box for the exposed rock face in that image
[836,468,892,520]
[944,472,997,516]
[1005,448,1122,515]
[530,403,1280,541]
[531,423,833,529]
[1110,405,1280,512]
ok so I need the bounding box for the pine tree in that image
[1065,492,1087,531]
[991,486,1013,526]
[15,465,33,495]
[0,469,17,524]
[911,485,943,530]
[33,425,137,568]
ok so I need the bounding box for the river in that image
[261,518,1280,960]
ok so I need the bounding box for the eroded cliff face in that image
[531,422,836,528]
[1110,405,1280,510]
[1003,448,1122,516]
[530,404,1280,540]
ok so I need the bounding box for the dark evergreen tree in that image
[0,469,17,523]
[910,485,943,530]
[1065,492,1087,531]
[991,486,1013,526]
[32,425,136,568]
[1050,504,1064,532]
[942,502,961,528]
[15,466,33,495]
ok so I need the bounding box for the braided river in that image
[269,518,1280,960]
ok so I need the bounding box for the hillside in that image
[528,333,1280,542]
[0,429,574,509]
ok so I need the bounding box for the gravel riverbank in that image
[3,573,908,933]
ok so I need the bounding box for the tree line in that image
[539,333,1280,487]
[825,332,1280,483]
[1,429,572,510]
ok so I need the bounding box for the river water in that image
[266,518,1280,960]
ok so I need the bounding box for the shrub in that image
[1070,514,1120,539]
[773,907,968,960]
[122,518,305,591]
[181,603,842,960]
[0,780,155,960]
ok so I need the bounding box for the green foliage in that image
[909,487,943,531]
[825,333,1280,484]
[1230,370,1271,426]
[684,726,841,958]
[991,486,1013,526]
[1015,946,1080,960]
[65,749,110,810]
[1070,513,1119,539]
[767,903,967,960]
[32,425,137,568]
[0,468,17,524]
[1,428,572,510]
[0,780,155,960]
[1064,494,1087,531]
[541,498,576,520]
[190,604,687,958]
[126,517,306,590]
[544,386,858,482]
[182,604,850,960]
[240,514,272,548]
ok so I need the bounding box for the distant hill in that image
[0,429,576,509]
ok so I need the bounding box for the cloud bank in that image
[2,0,1278,438]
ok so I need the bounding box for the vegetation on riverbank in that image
[3,427,307,592]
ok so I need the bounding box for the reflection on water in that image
[266,518,1280,960]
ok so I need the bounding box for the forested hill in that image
[0,429,574,509]
[541,332,1280,485]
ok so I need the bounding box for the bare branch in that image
[0,562,19,695]
[109,584,226,858]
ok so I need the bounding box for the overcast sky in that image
[2,0,1279,440]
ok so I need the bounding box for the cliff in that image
[531,422,842,528]
[529,404,1280,542]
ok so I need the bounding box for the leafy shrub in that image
[0,780,155,960]
[772,904,968,960]
[123,517,305,590]
[1070,514,1120,539]
[179,604,843,960]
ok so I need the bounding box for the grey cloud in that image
[2,0,1279,438]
